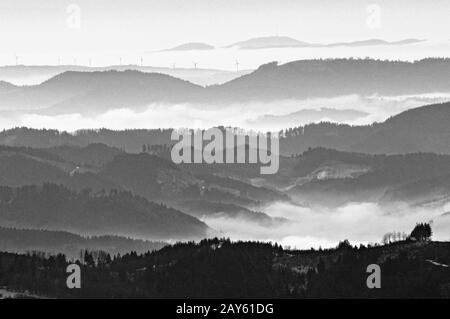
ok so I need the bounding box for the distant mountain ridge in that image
[280,101,450,156]
[162,42,215,51]
[0,227,167,257]
[327,38,423,47]
[0,143,287,226]
[5,70,204,114]
[225,36,423,49]
[242,146,450,207]
[2,101,450,156]
[226,36,313,49]
[0,65,251,87]
[249,107,368,127]
[214,59,450,102]
[1,59,448,113]
[0,184,209,240]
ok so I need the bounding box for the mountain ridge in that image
[1,58,449,113]
[162,42,215,51]
[225,36,424,49]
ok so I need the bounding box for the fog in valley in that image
[1,93,450,132]
[203,201,450,249]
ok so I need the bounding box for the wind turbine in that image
[14,54,20,66]
[140,56,144,66]
[193,62,198,69]
[235,59,240,72]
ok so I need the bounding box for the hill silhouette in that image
[226,36,313,49]
[1,59,448,113]
[0,227,166,257]
[0,70,203,114]
[162,42,215,51]
[282,147,450,206]
[1,238,449,298]
[215,59,450,101]
[225,36,423,49]
[0,184,209,240]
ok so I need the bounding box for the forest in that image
[1,235,449,299]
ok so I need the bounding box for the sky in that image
[0,0,448,56]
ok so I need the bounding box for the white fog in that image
[203,201,450,250]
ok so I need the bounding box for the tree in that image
[382,231,408,244]
[84,250,95,267]
[410,223,432,241]
[337,239,352,250]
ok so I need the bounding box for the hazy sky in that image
[0,0,448,55]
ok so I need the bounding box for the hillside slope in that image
[0,184,209,240]
[1,59,448,113]
[1,239,449,298]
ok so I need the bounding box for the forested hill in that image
[1,59,449,113]
[2,101,450,156]
[0,184,209,240]
[211,58,450,101]
[280,101,450,156]
[1,238,449,299]
[0,227,167,257]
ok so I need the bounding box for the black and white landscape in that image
[0,0,449,300]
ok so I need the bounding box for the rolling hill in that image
[162,42,215,51]
[225,36,423,50]
[1,59,448,113]
[0,184,209,240]
[279,148,450,206]
[0,227,167,257]
[2,102,450,157]
[0,65,251,86]
[280,101,450,156]
[0,70,204,114]
[0,144,120,191]
[2,239,449,298]
[226,36,313,49]
[214,59,450,102]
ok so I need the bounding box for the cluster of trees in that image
[410,223,433,241]
[382,231,409,244]
[381,223,433,244]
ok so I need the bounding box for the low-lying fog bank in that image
[1,94,450,132]
[202,201,450,250]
